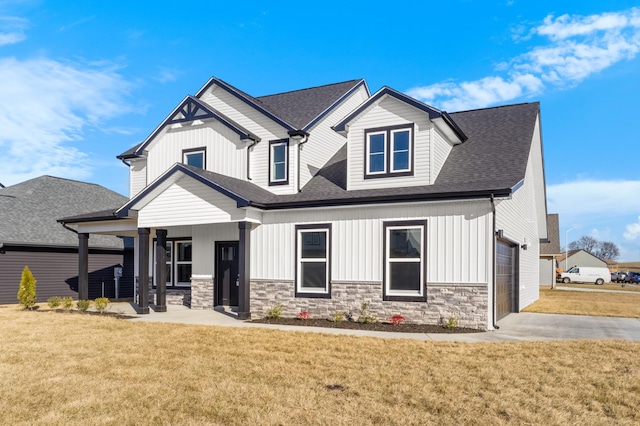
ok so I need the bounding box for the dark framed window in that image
[182,147,206,169]
[364,124,414,178]
[154,239,192,288]
[269,139,289,185]
[383,220,427,301]
[295,224,331,298]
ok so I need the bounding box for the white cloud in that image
[547,179,640,219]
[0,16,28,46]
[406,8,640,111]
[624,217,640,241]
[0,57,132,185]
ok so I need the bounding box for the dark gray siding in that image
[0,247,134,304]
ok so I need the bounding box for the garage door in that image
[496,241,517,320]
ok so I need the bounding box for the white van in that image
[558,266,611,285]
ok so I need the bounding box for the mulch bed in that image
[251,318,483,334]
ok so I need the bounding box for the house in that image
[0,176,134,304]
[556,249,608,271]
[539,213,560,286]
[60,77,548,330]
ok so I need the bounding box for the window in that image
[383,220,426,301]
[269,140,289,185]
[154,239,192,288]
[295,224,331,297]
[365,124,414,178]
[182,148,206,169]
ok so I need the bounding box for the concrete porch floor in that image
[106,302,640,343]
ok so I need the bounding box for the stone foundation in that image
[250,280,488,330]
[190,275,214,310]
[149,288,191,307]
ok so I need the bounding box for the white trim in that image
[366,131,387,175]
[385,224,424,297]
[296,227,330,294]
[390,128,412,173]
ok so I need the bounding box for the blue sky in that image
[1,0,640,260]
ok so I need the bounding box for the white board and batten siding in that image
[299,85,370,188]
[251,200,492,285]
[137,176,251,228]
[144,121,247,184]
[495,115,544,310]
[200,86,298,195]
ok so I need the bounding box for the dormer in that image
[333,87,467,191]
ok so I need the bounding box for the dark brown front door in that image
[216,242,239,306]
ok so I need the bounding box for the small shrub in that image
[77,300,91,312]
[358,301,377,324]
[47,296,62,309]
[390,314,406,326]
[265,303,284,320]
[61,297,74,310]
[444,312,459,329]
[94,297,110,313]
[17,266,37,309]
[297,310,310,320]
[329,310,345,322]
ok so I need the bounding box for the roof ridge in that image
[450,101,540,114]
[256,79,363,99]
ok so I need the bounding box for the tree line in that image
[565,236,620,260]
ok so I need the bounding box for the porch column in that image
[237,221,251,320]
[137,228,150,314]
[78,233,89,301]
[155,229,167,312]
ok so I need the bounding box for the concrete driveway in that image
[111,303,640,343]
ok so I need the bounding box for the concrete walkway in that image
[107,303,640,343]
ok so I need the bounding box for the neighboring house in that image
[539,213,560,286]
[0,176,134,304]
[60,77,548,330]
[556,249,608,270]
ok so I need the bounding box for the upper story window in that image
[365,124,414,178]
[182,148,206,169]
[269,139,289,186]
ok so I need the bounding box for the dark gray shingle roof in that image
[0,176,128,248]
[256,79,365,130]
[540,213,560,254]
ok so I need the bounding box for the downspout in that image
[246,139,260,181]
[296,134,309,192]
[59,220,79,235]
[490,193,499,330]
[120,158,131,167]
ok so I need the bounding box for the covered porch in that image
[62,166,266,319]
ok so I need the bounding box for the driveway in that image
[111,303,640,343]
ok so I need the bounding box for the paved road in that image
[108,303,640,343]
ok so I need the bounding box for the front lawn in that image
[557,281,640,293]
[1,306,640,425]
[524,288,640,318]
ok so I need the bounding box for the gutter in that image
[490,193,499,330]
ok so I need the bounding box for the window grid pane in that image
[391,130,410,171]
[386,225,424,297]
[271,143,287,182]
[368,133,386,173]
[185,152,204,169]
[298,229,329,293]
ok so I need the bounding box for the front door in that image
[216,242,239,306]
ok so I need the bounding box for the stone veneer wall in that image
[190,275,214,310]
[250,280,489,330]
[149,288,191,307]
